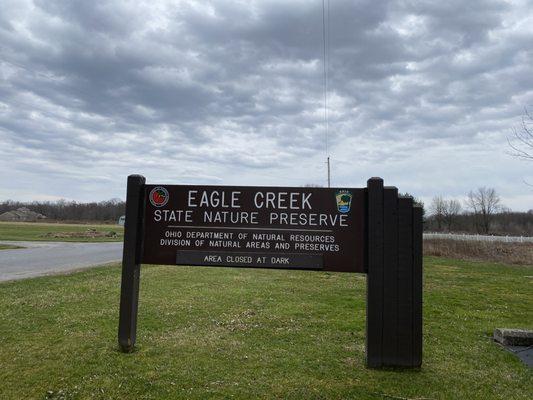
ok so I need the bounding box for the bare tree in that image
[442,199,462,231]
[430,197,462,231]
[466,187,501,234]
[430,196,446,230]
[508,107,533,161]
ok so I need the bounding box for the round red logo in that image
[149,187,169,207]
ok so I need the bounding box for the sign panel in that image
[142,185,366,272]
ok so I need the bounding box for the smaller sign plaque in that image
[176,250,323,270]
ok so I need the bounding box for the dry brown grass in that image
[424,238,533,265]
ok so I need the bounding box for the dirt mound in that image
[40,228,118,239]
[0,207,46,222]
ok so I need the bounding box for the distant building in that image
[0,207,46,222]
[118,215,126,226]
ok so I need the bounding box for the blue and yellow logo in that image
[335,190,352,213]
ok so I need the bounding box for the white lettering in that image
[253,192,313,210]
[290,192,299,209]
[232,191,241,208]
[277,192,287,209]
[266,192,276,209]
[254,192,264,208]
[199,191,209,207]
[302,193,312,209]
[188,190,197,207]
[268,212,350,227]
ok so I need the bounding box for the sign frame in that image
[118,175,423,368]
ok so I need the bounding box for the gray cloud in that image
[0,0,532,210]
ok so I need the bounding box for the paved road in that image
[0,241,123,282]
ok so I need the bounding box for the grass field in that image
[0,257,531,399]
[0,221,123,242]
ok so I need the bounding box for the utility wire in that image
[322,0,331,187]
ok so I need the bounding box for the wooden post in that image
[366,177,384,367]
[412,205,423,366]
[366,179,423,368]
[397,196,414,365]
[118,174,146,352]
[382,186,399,365]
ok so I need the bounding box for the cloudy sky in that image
[1,0,532,210]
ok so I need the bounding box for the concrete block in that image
[494,328,533,346]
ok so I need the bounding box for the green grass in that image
[0,221,123,242]
[0,244,24,250]
[0,257,531,399]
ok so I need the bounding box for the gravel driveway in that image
[0,241,123,282]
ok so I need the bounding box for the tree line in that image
[425,187,533,236]
[0,199,125,222]
[1,188,531,235]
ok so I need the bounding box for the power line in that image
[322,0,331,187]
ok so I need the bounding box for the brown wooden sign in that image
[118,175,423,369]
[142,185,366,272]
